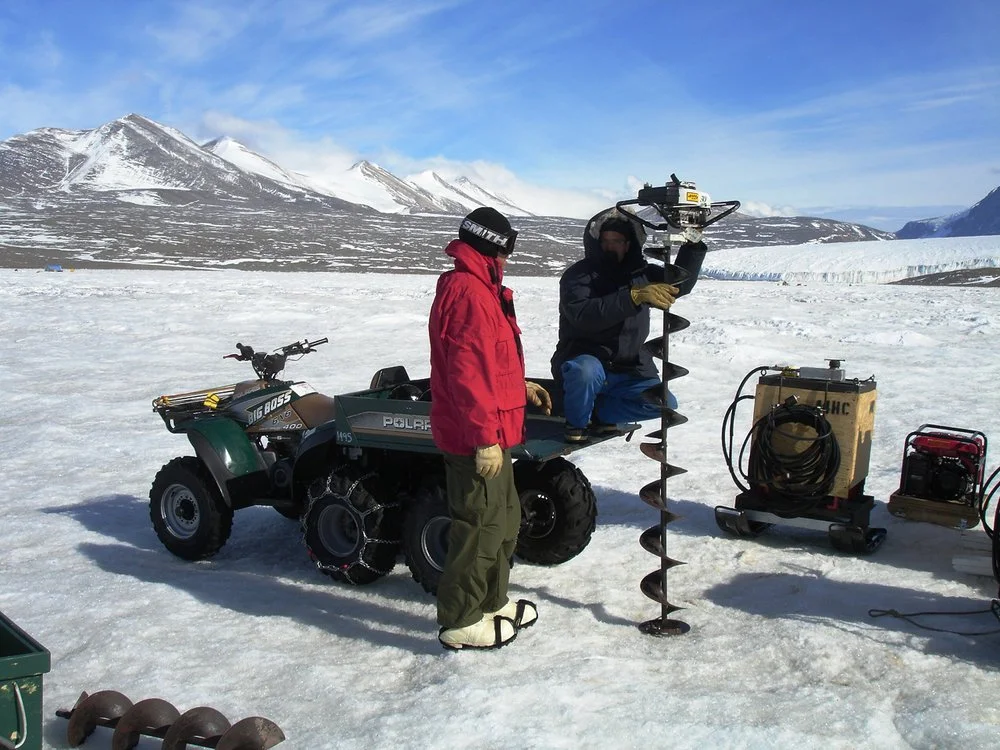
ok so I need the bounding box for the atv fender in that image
[293,421,342,501]
[186,420,268,506]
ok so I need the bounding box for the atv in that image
[150,338,632,593]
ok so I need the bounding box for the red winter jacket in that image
[428,240,527,455]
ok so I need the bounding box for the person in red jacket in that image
[428,206,552,650]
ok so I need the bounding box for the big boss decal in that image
[248,391,293,423]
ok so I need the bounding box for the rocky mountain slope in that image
[896,186,1000,239]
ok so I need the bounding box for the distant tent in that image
[44,264,64,272]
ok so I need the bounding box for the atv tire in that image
[513,457,597,565]
[402,459,598,594]
[303,468,401,585]
[402,478,450,595]
[150,456,234,560]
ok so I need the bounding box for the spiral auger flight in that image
[637,264,692,637]
[614,174,740,636]
[55,690,285,749]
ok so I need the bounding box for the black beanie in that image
[460,206,514,257]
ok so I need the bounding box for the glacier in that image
[701,234,1000,283]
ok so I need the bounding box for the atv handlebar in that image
[224,343,257,361]
[223,337,328,380]
[279,337,329,357]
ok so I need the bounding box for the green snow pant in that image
[436,450,521,629]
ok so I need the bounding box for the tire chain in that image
[55,689,284,748]
[301,467,401,583]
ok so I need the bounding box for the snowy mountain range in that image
[0,113,932,273]
[0,113,533,216]
[0,114,339,206]
[896,185,1000,239]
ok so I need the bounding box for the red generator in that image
[887,424,987,529]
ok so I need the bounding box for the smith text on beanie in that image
[460,207,517,257]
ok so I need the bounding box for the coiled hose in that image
[748,400,841,515]
[722,367,840,517]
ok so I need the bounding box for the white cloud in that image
[737,201,796,218]
[0,82,135,137]
[323,1,463,43]
[197,112,360,175]
[387,153,613,218]
[146,2,257,64]
[30,31,62,70]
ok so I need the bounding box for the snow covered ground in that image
[3,238,1000,749]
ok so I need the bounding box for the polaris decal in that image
[382,415,431,431]
[248,391,292,423]
[348,411,434,437]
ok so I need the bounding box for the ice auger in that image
[617,176,739,636]
[636,307,691,636]
[55,690,285,749]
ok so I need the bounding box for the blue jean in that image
[560,354,677,429]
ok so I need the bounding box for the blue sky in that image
[1,0,998,227]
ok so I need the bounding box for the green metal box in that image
[1,611,51,750]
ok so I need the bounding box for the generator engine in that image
[716,361,886,554]
[888,425,987,529]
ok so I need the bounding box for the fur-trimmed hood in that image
[582,206,647,263]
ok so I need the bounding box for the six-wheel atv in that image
[150,339,630,593]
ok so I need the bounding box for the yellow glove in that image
[525,381,552,415]
[630,283,679,311]
[475,444,504,479]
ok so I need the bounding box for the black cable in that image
[868,600,1000,636]
[720,367,769,493]
[979,467,1000,539]
[995,499,1000,597]
[746,401,841,516]
[977,465,1000,594]
[869,449,1000,636]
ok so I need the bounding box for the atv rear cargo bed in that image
[330,373,635,461]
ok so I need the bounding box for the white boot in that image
[439,614,517,650]
[487,599,537,629]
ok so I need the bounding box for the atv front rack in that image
[153,384,238,432]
